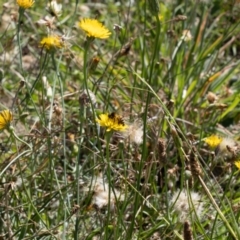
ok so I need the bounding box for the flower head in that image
[96,113,128,132]
[216,137,237,156]
[203,135,223,149]
[47,0,62,17]
[122,121,143,145]
[170,189,204,222]
[181,29,192,42]
[87,176,123,210]
[79,89,96,106]
[40,35,64,50]
[234,160,240,170]
[0,110,13,130]
[78,18,111,39]
[37,16,56,29]
[17,0,34,9]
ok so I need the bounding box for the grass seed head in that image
[183,221,193,240]
[96,113,128,132]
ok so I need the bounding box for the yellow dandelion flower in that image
[203,135,223,148]
[158,14,164,21]
[96,113,128,132]
[78,18,111,39]
[234,160,240,170]
[0,110,13,130]
[17,0,34,9]
[40,35,64,50]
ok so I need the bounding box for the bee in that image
[108,112,116,119]
[108,112,125,126]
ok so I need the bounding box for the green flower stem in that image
[73,36,93,240]
[17,8,25,73]
[51,51,69,237]
[73,103,85,240]
[10,126,32,150]
[105,130,112,240]
[21,51,49,107]
[83,38,91,90]
[82,37,98,128]
[0,149,32,177]
[83,38,97,116]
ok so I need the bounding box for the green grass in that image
[1,0,240,239]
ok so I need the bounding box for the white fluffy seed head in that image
[122,121,143,145]
[170,189,204,222]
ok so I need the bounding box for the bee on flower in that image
[96,113,128,132]
[40,35,64,50]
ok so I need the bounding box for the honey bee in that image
[108,112,125,126]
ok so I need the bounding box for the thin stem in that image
[105,131,112,239]
[16,8,24,73]
[0,149,32,177]
[10,127,32,150]
[198,176,238,240]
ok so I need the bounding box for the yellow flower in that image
[158,14,164,21]
[0,110,13,130]
[203,135,223,148]
[78,18,111,39]
[235,160,240,170]
[17,0,34,9]
[96,113,128,132]
[40,35,64,50]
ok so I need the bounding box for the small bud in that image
[79,89,96,106]
[189,147,202,177]
[88,56,100,72]
[19,80,25,88]
[207,91,217,103]
[53,102,62,116]
[113,24,123,33]
[175,15,187,21]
